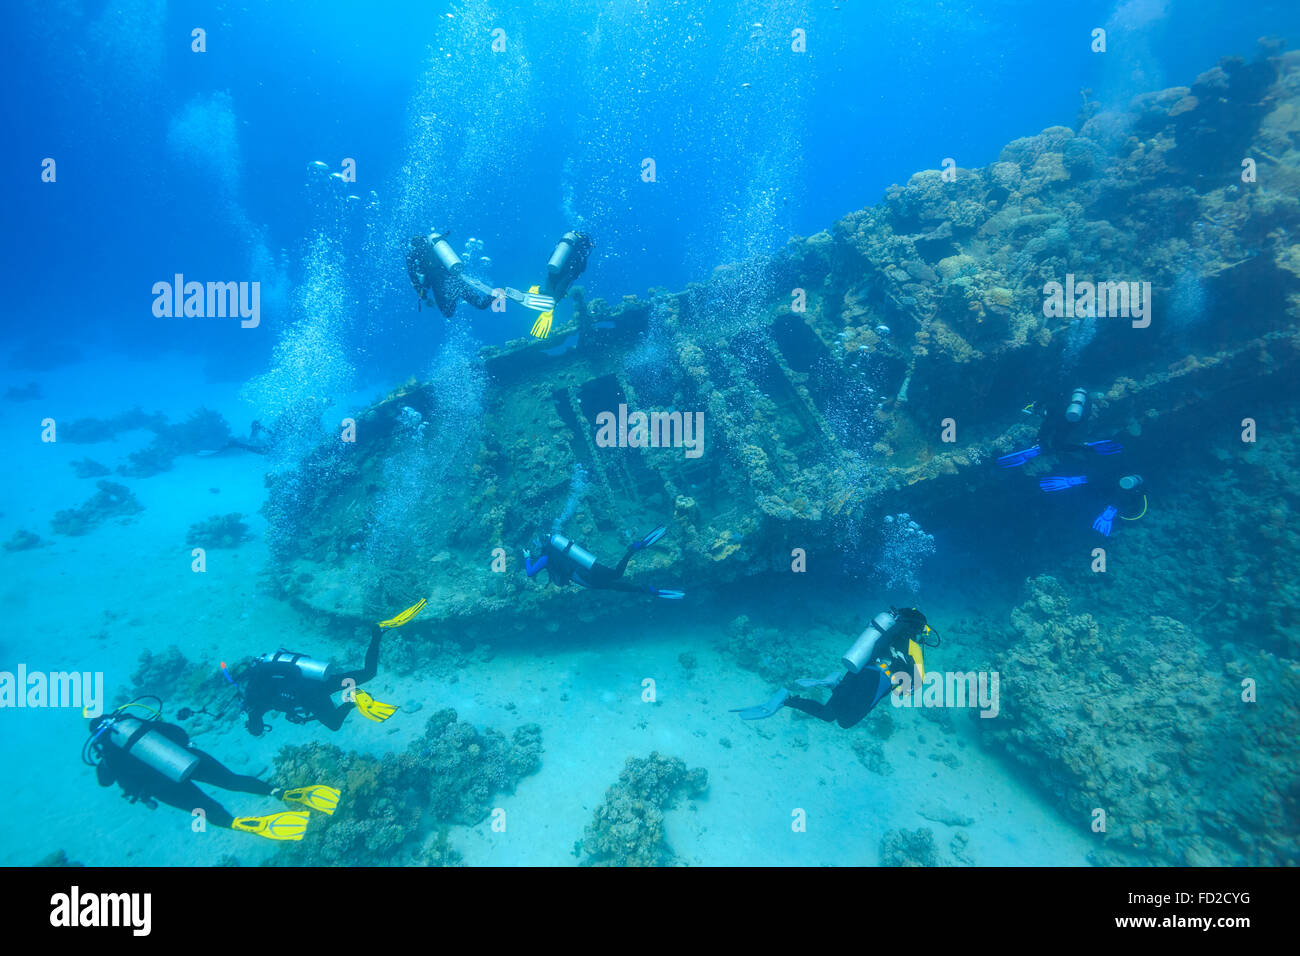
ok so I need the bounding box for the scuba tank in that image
[842,610,898,674]
[428,231,463,274]
[257,650,334,683]
[105,715,200,784]
[547,231,581,276]
[549,533,597,570]
[1064,387,1089,423]
[1119,474,1143,490]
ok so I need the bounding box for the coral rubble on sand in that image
[880,827,941,866]
[973,576,1300,866]
[269,709,542,865]
[50,480,143,536]
[186,513,251,549]
[59,407,232,477]
[3,529,43,552]
[70,458,111,479]
[581,753,708,866]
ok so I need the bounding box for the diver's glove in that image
[1093,505,1118,536]
[1039,475,1088,492]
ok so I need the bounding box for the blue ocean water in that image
[2,0,1298,870]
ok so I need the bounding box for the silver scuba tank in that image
[1119,474,1143,490]
[259,650,334,683]
[1065,387,1089,423]
[429,232,463,274]
[549,533,597,570]
[108,716,200,784]
[547,232,580,275]
[842,610,898,674]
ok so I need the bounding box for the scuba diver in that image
[407,230,497,318]
[84,697,339,841]
[731,607,936,727]
[235,599,425,736]
[993,387,1128,465]
[513,230,594,339]
[997,388,1149,536]
[407,226,592,338]
[542,230,593,300]
[523,526,685,599]
[997,387,1124,464]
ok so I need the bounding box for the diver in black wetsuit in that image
[407,230,496,318]
[83,698,334,840]
[1000,387,1124,467]
[1036,388,1092,456]
[997,388,1150,537]
[237,629,393,735]
[541,231,593,301]
[523,526,685,600]
[997,388,1150,535]
[732,607,935,728]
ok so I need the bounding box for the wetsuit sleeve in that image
[525,554,548,577]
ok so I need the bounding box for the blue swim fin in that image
[730,688,789,720]
[1039,475,1088,492]
[633,525,667,551]
[1093,505,1118,536]
[997,445,1041,468]
[1085,440,1124,456]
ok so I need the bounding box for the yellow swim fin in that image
[528,285,553,339]
[353,689,397,722]
[279,784,341,816]
[378,597,427,628]
[231,810,311,841]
